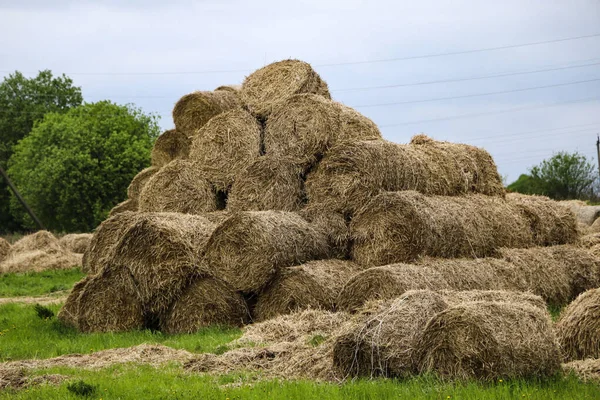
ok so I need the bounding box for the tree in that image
[7,101,159,232]
[0,70,83,232]
[507,174,539,195]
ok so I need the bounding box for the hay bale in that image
[255,260,364,321]
[138,160,218,215]
[127,167,159,202]
[350,191,532,266]
[562,201,600,226]
[82,211,139,275]
[590,217,600,233]
[580,233,600,248]
[415,301,561,380]
[151,129,191,168]
[227,156,306,212]
[299,207,350,259]
[203,211,330,293]
[57,276,92,329]
[336,264,450,313]
[241,59,330,118]
[0,238,11,263]
[9,231,62,253]
[563,358,600,382]
[440,290,547,310]
[214,84,241,93]
[0,250,82,274]
[556,288,600,361]
[160,276,249,334]
[333,290,449,378]
[506,193,579,246]
[108,199,137,217]
[264,94,381,166]
[58,233,93,254]
[306,137,505,216]
[190,109,262,191]
[112,213,217,312]
[172,90,241,137]
[76,266,144,333]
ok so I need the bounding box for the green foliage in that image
[0,70,82,233]
[7,101,159,232]
[66,381,97,397]
[33,304,55,320]
[507,174,538,194]
[0,268,84,297]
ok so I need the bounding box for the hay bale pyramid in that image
[60,59,600,381]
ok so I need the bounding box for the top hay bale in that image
[172,90,241,137]
[240,59,331,119]
[556,288,600,361]
[151,129,191,168]
[305,136,504,216]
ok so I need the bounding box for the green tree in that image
[0,70,83,232]
[506,174,539,195]
[7,101,159,232]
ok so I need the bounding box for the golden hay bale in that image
[202,211,331,293]
[556,288,600,361]
[226,156,306,212]
[336,264,450,313]
[333,290,449,378]
[151,129,191,168]
[506,193,579,246]
[57,276,92,329]
[350,191,532,266]
[76,266,144,333]
[0,238,11,263]
[160,276,249,334]
[172,90,241,137]
[127,167,159,202]
[58,233,93,254]
[415,302,561,380]
[562,358,600,382]
[305,137,505,216]
[82,211,139,275]
[138,160,218,215]
[112,213,218,313]
[299,207,350,259]
[264,94,381,166]
[9,230,62,253]
[190,109,262,191]
[0,250,81,274]
[254,260,364,321]
[214,84,241,93]
[108,199,137,217]
[440,290,547,310]
[241,59,330,118]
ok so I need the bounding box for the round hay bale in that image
[241,59,330,118]
[108,199,137,217]
[0,238,11,264]
[415,301,561,380]
[440,290,547,310]
[336,264,450,313]
[112,213,217,312]
[203,211,331,293]
[562,201,600,226]
[506,193,579,246]
[151,129,191,168]
[350,191,533,266]
[76,266,144,333]
[306,138,505,216]
[215,84,241,93]
[562,358,600,382]
[172,90,241,137]
[138,160,218,215]
[82,211,139,275]
[333,290,449,378]
[299,207,350,259]
[227,156,306,212]
[190,109,262,191]
[9,231,62,254]
[254,260,364,321]
[556,288,600,361]
[580,232,600,248]
[58,233,93,254]
[127,167,159,202]
[57,276,92,329]
[590,217,600,233]
[264,94,381,166]
[160,276,249,334]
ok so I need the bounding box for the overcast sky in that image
[1,0,599,182]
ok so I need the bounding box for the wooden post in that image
[0,164,45,230]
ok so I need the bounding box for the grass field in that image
[0,268,85,297]
[0,269,598,399]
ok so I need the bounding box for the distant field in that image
[0,268,84,297]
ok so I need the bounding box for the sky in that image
[1,0,599,182]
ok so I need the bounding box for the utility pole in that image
[0,164,45,230]
[597,135,600,182]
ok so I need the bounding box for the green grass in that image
[0,268,85,297]
[1,364,599,400]
[0,303,241,361]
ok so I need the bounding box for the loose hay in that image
[227,156,306,212]
[172,90,241,137]
[241,59,330,118]
[9,230,62,253]
[556,288,600,361]
[563,358,600,382]
[151,129,191,168]
[138,160,218,214]
[506,193,579,246]
[254,260,363,321]
[202,211,330,293]
[0,238,10,263]
[58,233,93,254]
[580,233,600,248]
[305,137,505,215]
[336,264,450,313]
[264,94,381,166]
[108,199,137,217]
[127,167,159,203]
[161,276,249,334]
[415,301,561,380]
[190,109,262,191]
[350,191,532,266]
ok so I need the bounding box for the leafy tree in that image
[506,174,539,195]
[0,70,83,232]
[7,101,159,232]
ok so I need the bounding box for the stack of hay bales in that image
[64,58,593,381]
